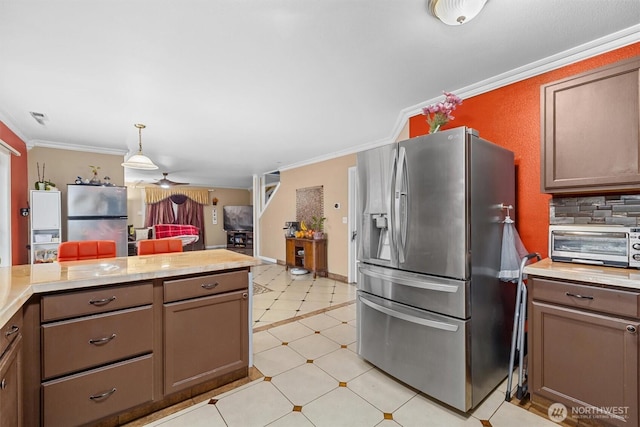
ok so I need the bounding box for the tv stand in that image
[226,231,253,256]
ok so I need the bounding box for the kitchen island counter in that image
[0,249,260,328]
[523,257,640,290]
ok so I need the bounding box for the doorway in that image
[0,148,11,266]
[348,166,358,283]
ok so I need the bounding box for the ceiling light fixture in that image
[121,123,158,170]
[428,0,488,25]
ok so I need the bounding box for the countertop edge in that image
[523,258,640,290]
[0,251,261,328]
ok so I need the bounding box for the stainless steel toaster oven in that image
[549,225,640,268]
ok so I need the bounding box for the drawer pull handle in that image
[565,292,593,300]
[0,379,6,390]
[243,292,248,299]
[627,325,637,333]
[89,296,117,306]
[89,387,116,401]
[89,333,117,345]
[201,282,219,290]
[4,325,19,337]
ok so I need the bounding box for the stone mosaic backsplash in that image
[550,195,640,226]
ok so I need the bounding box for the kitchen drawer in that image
[164,270,248,303]
[531,278,640,319]
[42,305,153,379]
[0,309,22,356]
[41,281,153,322]
[42,354,153,427]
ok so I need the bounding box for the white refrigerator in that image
[67,184,128,257]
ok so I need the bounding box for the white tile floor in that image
[144,263,558,427]
[252,264,357,328]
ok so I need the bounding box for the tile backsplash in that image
[550,194,640,226]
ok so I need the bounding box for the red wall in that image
[409,43,640,258]
[1,122,29,265]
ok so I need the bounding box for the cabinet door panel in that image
[164,290,248,394]
[42,305,153,379]
[41,282,153,321]
[532,301,638,426]
[31,191,61,229]
[42,354,153,427]
[0,335,22,427]
[542,57,640,193]
[164,270,248,303]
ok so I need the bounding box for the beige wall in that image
[259,154,356,278]
[203,188,252,247]
[28,147,125,240]
[126,185,251,248]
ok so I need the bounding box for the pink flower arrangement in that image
[421,91,463,134]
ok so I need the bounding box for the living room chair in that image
[137,239,183,255]
[58,240,117,261]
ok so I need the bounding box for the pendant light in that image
[429,0,488,25]
[121,123,159,170]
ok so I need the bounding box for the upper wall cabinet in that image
[541,56,640,194]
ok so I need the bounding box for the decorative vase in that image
[89,172,100,184]
[429,124,441,134]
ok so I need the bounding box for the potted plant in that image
[310,216,327,239]
[89,165,101,184]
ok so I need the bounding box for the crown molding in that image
[279,24,640,174]
[399,24,640,130]
[29,139,128,156]
[0,109,30,144]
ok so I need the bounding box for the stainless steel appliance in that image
[549,224,640,268]
[284,221,300,238]
[356,127,515,412]
[67,184,128,257]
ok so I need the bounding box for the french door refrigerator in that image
[356,127,514,412]
[67,184,128,257]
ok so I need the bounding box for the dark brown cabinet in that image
[163,270,249,395]
[541,56,640,194]
[17,264,254,426]
[530,277,639,426]
[285,237,328,278]
[0,310,23,427]
[39,282,154,426]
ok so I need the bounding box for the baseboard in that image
[274,259,347,283]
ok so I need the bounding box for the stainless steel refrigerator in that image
[356,127,515,412]
[67,184,128,257]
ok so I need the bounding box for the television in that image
[223,205,254,232]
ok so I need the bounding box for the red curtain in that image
[145,195,205,250]
[175,197,204,231]
[145,199,175,228]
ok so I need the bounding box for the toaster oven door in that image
[550,230,629,267]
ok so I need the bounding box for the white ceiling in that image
[1,1,639,188]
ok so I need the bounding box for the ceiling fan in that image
[153,172,189,188]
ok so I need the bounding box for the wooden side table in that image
[285,237,327,278]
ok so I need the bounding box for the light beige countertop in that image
[0,249,260,328]
[524,258,640,291]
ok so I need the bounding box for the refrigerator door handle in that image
[359,294,459,332]
[394,146,408,263]
[388,148,398,264]
[360,267,458,293]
